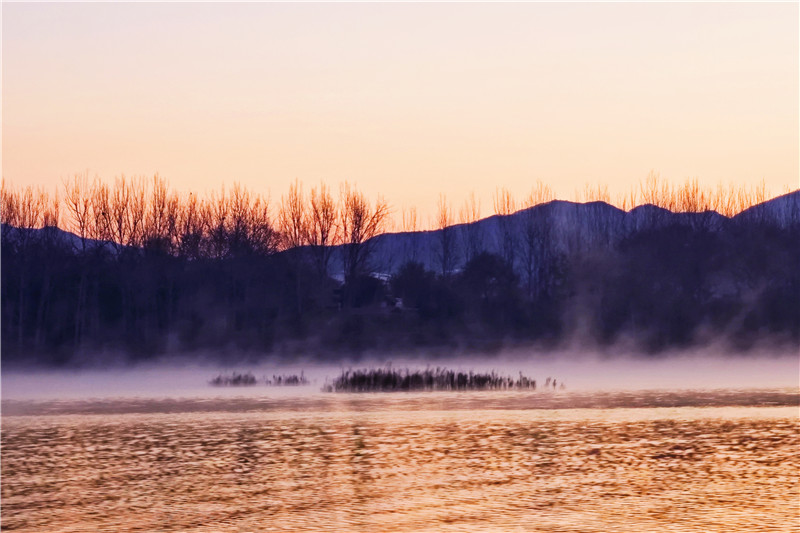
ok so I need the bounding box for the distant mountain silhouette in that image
[335,190,800,278]
[1,224,114,253]
[5,190,798,278]
[732,189,800,227]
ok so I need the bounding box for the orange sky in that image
[2,3,798,222]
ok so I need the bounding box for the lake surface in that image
[2,386,798,532]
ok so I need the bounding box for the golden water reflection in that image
[2,396,798,532]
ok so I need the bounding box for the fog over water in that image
[2,348,797,402]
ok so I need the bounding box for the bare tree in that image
[42,190,60,229]
[106,176,131,252]
[493,187,517,268]
[639,170,672,209]
[435,193,457,277]
[142,174,176,253]
[205,187,230,259]
[1,179,19,228]
[5,185,47,349]
[34,187,61,350]
[459,191,484,263]
[127,177,147,249]
[276,180,310,313]
[16,185,45,231]
[176,192,206,259]
[400,205,421,263]
[616,187,636,212]
[677,178,708,213]
[339,182,390,282]
[634,171,673,229]
[203,183,278,257]
[278,179,308,252]
[62,175,96,350]
[307,182,338,278]
[247,193,279,256]
[518,182,554,299]
[90,180,112,245]
[575,183,610,204]
[63,173,95,253]
[164,191,181,250]
[228,183,254,256]
[402,206,418,233]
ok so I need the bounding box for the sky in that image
[2,2,798,223]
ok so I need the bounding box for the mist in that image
[2,346,797,402]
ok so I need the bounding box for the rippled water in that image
[2,389,799,532]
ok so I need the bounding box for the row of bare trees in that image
[1,181,61,232]
[277,180,390,280]
[3,176,394,278]
[2,173,787,246]
[5,173,784,295]
[603,172,776,217]
[2,176,394,353]
[430,182,557,295]
[2,172,795,318]
[58,174,281,259]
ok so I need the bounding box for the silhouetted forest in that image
[2,176,798,366]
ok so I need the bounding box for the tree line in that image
[1,175,797,365]
[2,171,780,246]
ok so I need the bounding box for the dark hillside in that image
[2,192,798,365]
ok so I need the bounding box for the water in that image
[2,387,798,532]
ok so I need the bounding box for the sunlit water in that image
[2,386,799,533]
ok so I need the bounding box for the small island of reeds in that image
[322,367,559,393]
[209,372,309,387]
[209,372,258,387]
[265,372,309,386]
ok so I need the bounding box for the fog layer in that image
[2,348,797,402]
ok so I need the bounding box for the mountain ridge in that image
[4,190,798,279]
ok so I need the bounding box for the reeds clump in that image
[322,367,545,393]
[265,372,309,386]
[209,371,257,387]
[208,371,310,387]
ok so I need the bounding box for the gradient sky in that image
[3,2,798,222]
